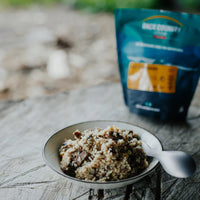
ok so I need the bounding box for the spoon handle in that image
[142,142,161,157]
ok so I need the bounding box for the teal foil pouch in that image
[115,9,200,121]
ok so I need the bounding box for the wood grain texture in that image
[0,82,199,200]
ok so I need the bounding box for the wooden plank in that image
[0,83,199,200]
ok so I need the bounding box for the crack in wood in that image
[88,189,94,200]
[162,179,178,195]
[0,180,56,189]
[0,164,46,187]
[184,181,200,186]
[68,183,73,199]
[162,178,178,185]
[72,190,89,200]
[141,189,146,199]
[124,184,133,200]
[104,194,126,200]
[155,168,162,200]
[131,190,141,200]
[98,189,104,200]
[86,189,105,200]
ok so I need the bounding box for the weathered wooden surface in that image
[0,82,199,200]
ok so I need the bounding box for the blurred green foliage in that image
[0,0,200,12]
[63,0,158,12]
[1,0,158,10]
[1,0,61,7]
[181,0,200,11]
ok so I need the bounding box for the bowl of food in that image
[43,120,162,189]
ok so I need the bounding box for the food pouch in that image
[115,9,200,120]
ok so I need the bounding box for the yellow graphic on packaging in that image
[127,62,178,93]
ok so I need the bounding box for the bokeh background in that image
[0,0,200,100]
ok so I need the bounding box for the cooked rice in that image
[59,126,149,182]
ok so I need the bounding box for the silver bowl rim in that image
[43,120,162,185]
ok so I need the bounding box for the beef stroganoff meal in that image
[59,126,148,182]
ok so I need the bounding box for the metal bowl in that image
[43,120,162,189]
